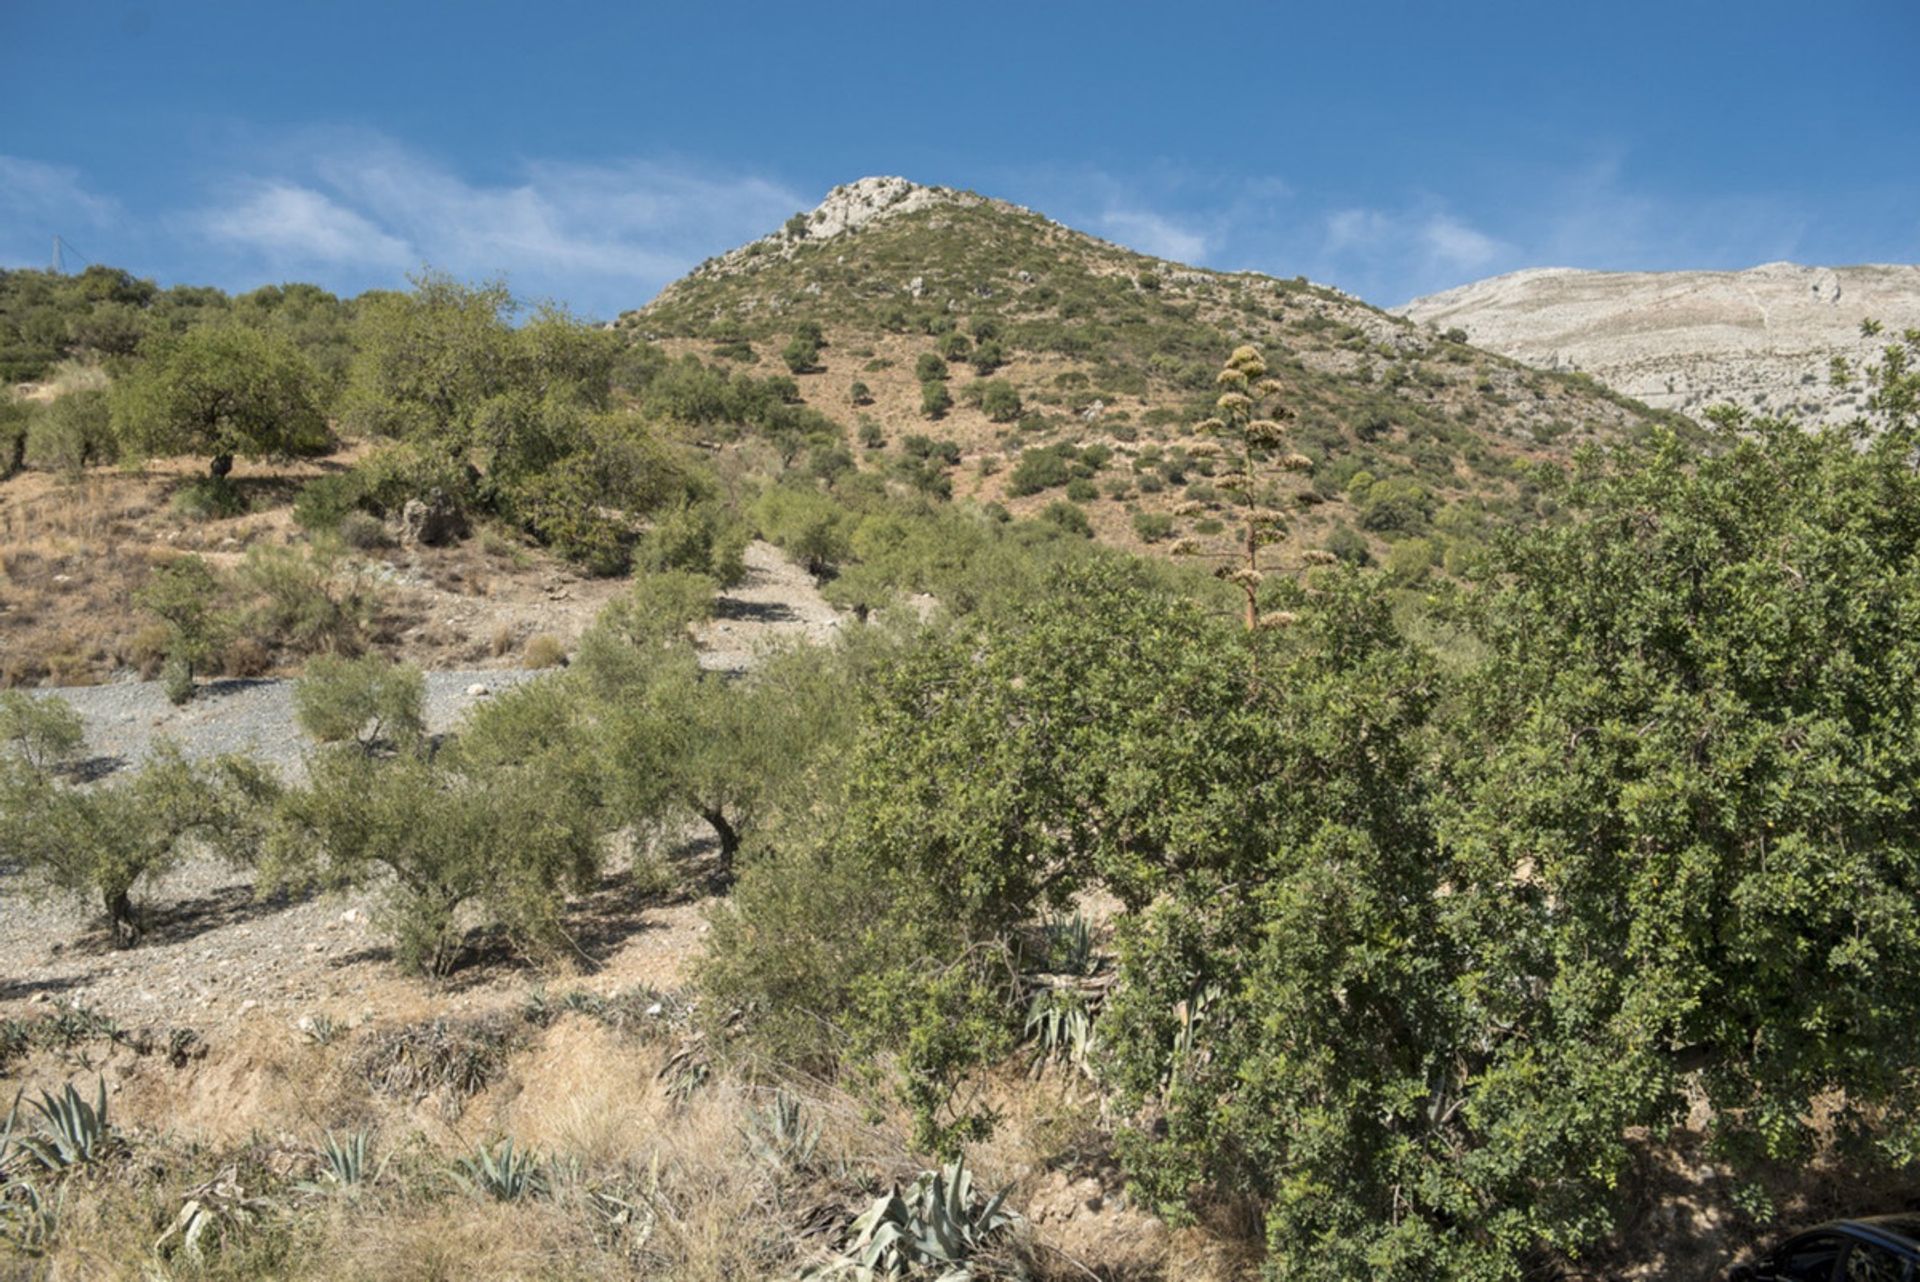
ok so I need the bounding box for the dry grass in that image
[0,995,1203,1281]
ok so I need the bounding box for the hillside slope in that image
[1400,261,1920,426]
[620,177,1687,571]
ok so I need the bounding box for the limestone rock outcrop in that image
[1400,262,1920,425]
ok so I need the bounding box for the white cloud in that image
[1095,207,1211,262]
[0,155,119,226]
[202,181,412,269]
[184,134,807,313]
[1420,214,1503,270]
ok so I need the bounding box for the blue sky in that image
[2,1,1915,317]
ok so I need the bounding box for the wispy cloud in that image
[0,155,119,226]
[0,155,122,268]
[183,133,807,313]
[201,181,412,270]
[1094,207,1211,262]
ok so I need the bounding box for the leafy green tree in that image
[275,740,602,975]
[0,733,279,945]
[112,325,325,477]
[292,655,425,752]
[0,691,84,772]
[134,556,225,699]
[338,274,517,445]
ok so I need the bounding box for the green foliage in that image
[275,737,603,975]
[635,501,749,586]
[979,379,1022,423]
[24,387,114,477]
[232,541,373,657]
[588,625,858,876]
[1358,474,1435,533]
[113,323,326,471]
[0,691,84,772]
[292,655,425,751]
[454,1138,547,1202]
[914,352,948,383]
[1038,500,1091,537]
[1006,447,1071,497]
[13,1079,115,1173]
[920,380,952,419]
[134,555,225,693]
[755,485,854,577]
[0,739,280,944]
[782,332,820,374]
[1131,510,1173,542]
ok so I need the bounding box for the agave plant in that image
[15,1079,113,1173]
[817,1155,1023,1280]
[454,1137,547,1202]
[1022,990,1098,1080]
[1037,912,1096,978]
[746,1087,821,1171]
[312,1129,389,1190]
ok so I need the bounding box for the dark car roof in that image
[1785,1217,1920,1257]
[1850,1216,1920,1249]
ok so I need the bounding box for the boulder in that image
[399,490,467,548]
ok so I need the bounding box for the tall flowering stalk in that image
[1178,345,1313,631]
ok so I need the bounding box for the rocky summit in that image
[1399,261,1920,426]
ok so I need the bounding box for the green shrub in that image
[1065,478,1098,503]
[980,380,1022,423]
[1039,500,1092,537]
[24,388,114,477]
[168,476,249,520]
[1007,447,1070,497]
[849,380,872,406]
[1131,511,1174,542]
[914,352,948,382]
[781,334,818,374]
[636,502,749,587]
[920,380,952,419]
[292,655,425,750]
[135,556,226,697]
[276,743,601,975]
[233,542,373,657]
[940,333,971,362]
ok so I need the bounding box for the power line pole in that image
[52,234,62,274]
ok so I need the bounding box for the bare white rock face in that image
[1400,262,1920,425]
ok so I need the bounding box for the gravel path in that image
[31,668,548,780]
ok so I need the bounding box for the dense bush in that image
[920,380,952,419]
[275,737,602,975]
[113,324,327,475]
[1006,446,1071,496]
[292,655,425,751]
[24,386,113,477]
